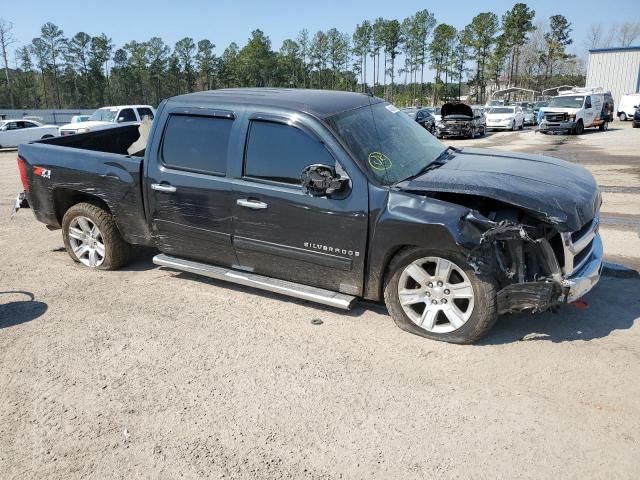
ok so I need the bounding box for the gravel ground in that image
[1,124,639,479]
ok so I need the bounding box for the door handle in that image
[151,183,177,193]
[237,199,268,210]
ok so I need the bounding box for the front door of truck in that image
[231,114,368,296]
[145,108,238,266]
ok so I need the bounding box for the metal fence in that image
[0,109,96,125]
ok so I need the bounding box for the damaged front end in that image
[462,208,603,315]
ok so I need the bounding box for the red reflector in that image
[571,300,589,309]
[17,155,29,192]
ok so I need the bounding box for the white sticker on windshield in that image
[385,104,400,114]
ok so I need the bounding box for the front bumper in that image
[487,120,512,129]
[436,125,472,137]
[562,234,603,302]
[539,120,576,133]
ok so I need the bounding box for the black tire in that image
[618,113,626,121]
[383,247,499,344]
[468,128,475,139]
[574,120,584,135]
[633,122,639,128]
[599,121,608,131]
[518,122,524,130]
[62,202,132,270]
[480,126,486,136]
[510,121,515,131]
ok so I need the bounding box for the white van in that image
[617,93,640,121]
[538,87,614,134]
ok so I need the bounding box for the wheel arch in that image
[53,188,113,225]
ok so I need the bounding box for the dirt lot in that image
[1,123,639,479]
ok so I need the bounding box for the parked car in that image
[414,108,436,133]
[13,88,602,345]
[0,119,58,149]
[533,101,549,124]
[59,105,155,136]
[435,103,486,138]
[617,93,640,121]
[633,104,640,128]
[523,108,537,126]
[485,106,525,131]
[425,107,442,122]
[539,89,613,134]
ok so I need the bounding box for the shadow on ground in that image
[480,275,640,345]
[0,291,48,328]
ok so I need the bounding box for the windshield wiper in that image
[394,146,459,186]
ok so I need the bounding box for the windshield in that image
[89,109,118,122]
[326,102,445,186]
[426,107,441,115]
[548,96,584,109]
[488,107,514,114]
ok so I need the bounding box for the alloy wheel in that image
[68,216,105,267]
[397,257,475,333]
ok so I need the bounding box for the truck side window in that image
[161,114,232,175]
[244,121,334,185]
[585,96,592,109]
[137,108,154,121]
[118,108,137,122]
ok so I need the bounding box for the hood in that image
[59,120,114,130]
[441,103,473,118]
[402,147,600,232]
[543,107,579,115]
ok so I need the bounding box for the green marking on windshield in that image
[368,152,392,171]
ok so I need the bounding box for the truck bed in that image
[18,125,153,246]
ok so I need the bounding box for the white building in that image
[586,46,640,110]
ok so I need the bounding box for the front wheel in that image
[574,120,585,135]
[510,121,515,131]
[62,202,132,270]
[619,113,627,121]
[384,248,498,344]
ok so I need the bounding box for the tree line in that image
[1,6,634,110]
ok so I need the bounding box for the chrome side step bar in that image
[153,254,356,310]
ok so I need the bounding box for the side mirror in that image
[117,117,126,123]
[301,164,348,197]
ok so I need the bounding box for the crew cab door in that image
[145,108,238,266]
[231,113,369,296]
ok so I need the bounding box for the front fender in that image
[363,190,484,301]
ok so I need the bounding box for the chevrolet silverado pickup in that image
[13,88,603,344]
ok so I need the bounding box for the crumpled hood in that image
[403,147,600,232]
[441,103,473,118]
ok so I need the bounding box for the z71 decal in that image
[33,166,51,179]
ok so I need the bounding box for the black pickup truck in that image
[13,89,603,344]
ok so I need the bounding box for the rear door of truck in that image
[144,106,238,266]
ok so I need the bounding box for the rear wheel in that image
[62,202,132,270]
[518,121,524,130]
[619,113,627,121]
[384,248,498,344]
[599,121,608,131]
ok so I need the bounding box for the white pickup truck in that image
[59,105,155,136]
[539,88,614,134]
